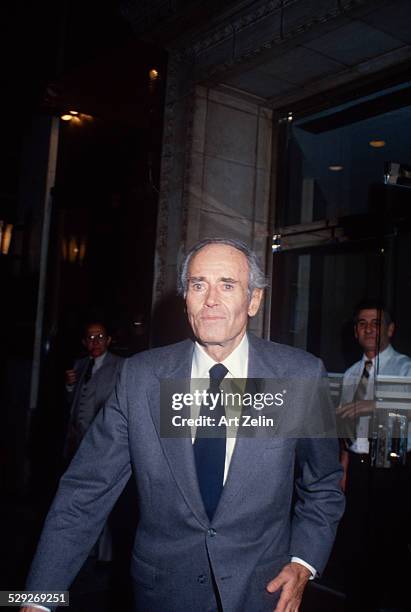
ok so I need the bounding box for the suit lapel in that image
[214,334,284,520]
[146,340,210,526]
[71,358,89,417]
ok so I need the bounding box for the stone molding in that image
[124,1,389,80]
[152,50,196,306]
[184,0,390,82]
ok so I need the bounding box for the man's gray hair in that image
[178,237,268,298]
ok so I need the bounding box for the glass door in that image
[270,85,411,605]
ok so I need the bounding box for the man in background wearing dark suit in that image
[64,321,124,563]
[64,321,124,464]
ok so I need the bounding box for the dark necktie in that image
[354,359,373,401]
[194,363,228,521]
[84,358,95,383]
[343,359,373,448]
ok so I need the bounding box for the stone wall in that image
[152,65,275,338]
[185,85,274,335]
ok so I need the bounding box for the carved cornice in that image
[185,0,373,57]
[190,0,289,56]
[123,0,390,84]
[160,0,390,91]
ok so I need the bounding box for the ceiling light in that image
[328,165,344,172]
[369,140,386,148]
[60,112,93,124]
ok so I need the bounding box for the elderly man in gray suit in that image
[23,238,344,612]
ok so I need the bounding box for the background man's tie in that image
[84,358,95,383]
[194,363,228,521]
[343,359,373,448]
[354,359,373,401]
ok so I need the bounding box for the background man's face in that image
[82,323,111,359]
[185,244,262,356]
[354,308,394,356]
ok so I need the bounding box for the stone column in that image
[153,78,274,338]
[185,85,274,335]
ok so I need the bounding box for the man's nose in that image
[205,286,219,306]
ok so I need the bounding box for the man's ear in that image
[354,324,359,340]
[81,338,87,349]
[106,335,112,347]
[248,288,263,317]
[387,322,395,339]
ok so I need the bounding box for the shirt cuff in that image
[290,556,317,579]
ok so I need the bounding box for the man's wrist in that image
[290,556,317,580]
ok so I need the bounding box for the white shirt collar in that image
[362,344,394,369]
[192,333,249,379]
[93,351,107,367]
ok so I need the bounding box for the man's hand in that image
[266,562,311,611]
[336,399,375,419]
[65,369,77,386]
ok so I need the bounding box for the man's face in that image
[82,323,111,359]
[354,308,394,357]
[185,244,263,359]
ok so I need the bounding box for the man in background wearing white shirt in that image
[337,301,411,612]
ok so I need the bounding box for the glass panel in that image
[270,240,382,369]
[278,82,411,227]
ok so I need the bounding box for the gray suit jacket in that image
[27,334,344,611]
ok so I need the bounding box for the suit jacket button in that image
[197,574,206,583]
[207,528,216,537]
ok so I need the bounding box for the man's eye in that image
[223,284,234,290]
[191,283,203,291]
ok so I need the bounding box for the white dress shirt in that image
[191,334,248,483]
[91,350,107,375]
[341,344,411,453]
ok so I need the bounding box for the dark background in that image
[0,2,166,606]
